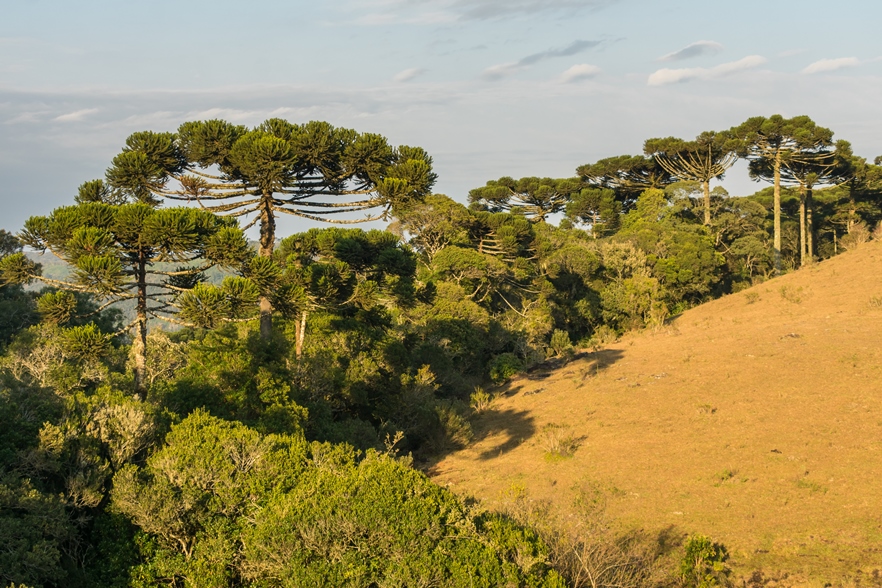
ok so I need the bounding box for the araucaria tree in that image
[105,119,437,337]
[0,201,252,398]
[576,154,675,211]
[468,177,580,222]
[643,131,737,226]
[731,115,835,271]
[776,140,852,265]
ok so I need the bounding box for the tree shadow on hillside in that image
[473,405,537,460]
[423,391,537,470]
[524,348,625,382]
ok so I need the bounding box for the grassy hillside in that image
[430,240,882,584]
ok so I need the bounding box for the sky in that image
[2,0,882,236]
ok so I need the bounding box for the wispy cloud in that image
[351,0,618,25]
[648,55,766,86]
[483,39,601,80]
[393,67,426,82]
[560,63,601,83]
[54,108,99,122]
[801,57,860,74]
[657,40,723,62]
[454,0,618,20]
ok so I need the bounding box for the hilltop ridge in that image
[431,240,882,581]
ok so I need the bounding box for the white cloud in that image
[647,55,766,86]
[393,68,426,82]
[801,57,860,74]
[560,63,601,83]
[54,108,98,122]
[658,40,723,62]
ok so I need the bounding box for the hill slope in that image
[430,241,882,581]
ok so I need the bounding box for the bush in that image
[488,352,523,384]
[548,329,574,360]
[680,534,729,587]
[470,386,496,413]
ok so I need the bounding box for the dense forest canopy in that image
[1,114,880,587]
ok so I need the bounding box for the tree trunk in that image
[295,310,307,360]
[773,152,782,273]
[258,195,276,339]
[798,184,807,267]
[702,179,711,226]
[806,185,814,264]
[847,180,857,234]
[133,253,148,400]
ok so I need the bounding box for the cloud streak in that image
[352,0,618,25]
[54,108,99,122]
[483,39,601,79]
[648,55,766,86]
[454,0,618,20]
[560,64,601,83]
[393,68,427,82]
[658,40,723,62]
[802,57,860,74]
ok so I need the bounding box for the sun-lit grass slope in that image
[430,240,882,582]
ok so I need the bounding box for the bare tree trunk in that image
[702,179,711,226]
[806,185,814,264]
[295,310,307,360]
[847,180,857,234]
[798,184,807,267]
[133,253,148,400]
[258,195,276,339]
[773,152,782,273]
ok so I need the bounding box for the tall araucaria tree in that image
[774,140,852,265]
[730,115,835,272]
[576,154,675,211]
[643,131,737,226]
[0,198,253,399]
[468,176,581,222]
[105,118,437,337]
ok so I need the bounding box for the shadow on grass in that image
[473,405,537,460]
[524,348,625,384]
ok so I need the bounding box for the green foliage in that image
[680,535,730,587]
[549,329,574,358]
[0,477,73,587]
[110,411,563,587]
[489,352,523,384]
[469,176,581,222]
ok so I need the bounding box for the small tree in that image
[565,187,621,237]
[275,227,419,359]
[1,202,252,398]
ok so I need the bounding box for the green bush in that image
[680,534,729,587]
[488,352,523,384]
[548,329,574,359]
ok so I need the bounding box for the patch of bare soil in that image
[430,241,882,585]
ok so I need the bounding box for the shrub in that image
[548,329,574,360]
[470,386,496,413]
[540,423,581,460]
[680,534,729,587]
[488,352,523,384]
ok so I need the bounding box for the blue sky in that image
[3,0,882,236]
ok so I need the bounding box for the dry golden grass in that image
[430,240,882,585]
